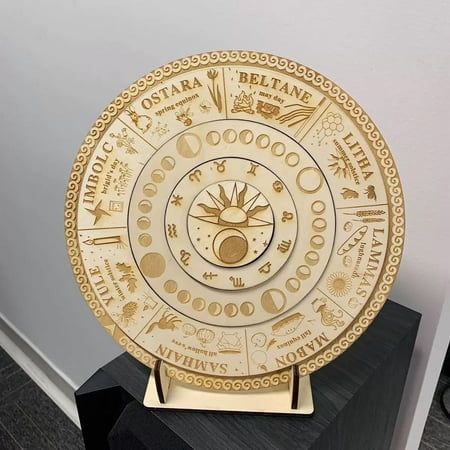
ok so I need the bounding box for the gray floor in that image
[1,345,449,449]
[420,372,450,449]
[0,347,84,449]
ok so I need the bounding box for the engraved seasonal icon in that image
[188,181,274,267]
[206,69,223,113]
[312,298,344,330]
[125,106,152,133]
[146,310,181,334]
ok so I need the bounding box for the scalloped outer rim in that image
[64,51,404,391]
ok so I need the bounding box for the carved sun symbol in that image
[328,151,350,179]
[188,181,274,266]
[327,272,351,297]
[196,182,270,228]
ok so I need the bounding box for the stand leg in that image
[290,364,300,409]
[152,359,171,404]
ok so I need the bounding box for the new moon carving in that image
[65,51,404,391]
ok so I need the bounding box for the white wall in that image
[1,1,449,448]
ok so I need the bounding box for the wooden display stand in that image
[145,359,313,415]
[75,300,420,450]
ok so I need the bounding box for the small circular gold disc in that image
[65,51,404,391]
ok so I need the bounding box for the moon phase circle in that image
[213,229,248,264]
[176,133,202,158]
[133,134,334,319]
[139,253,165,278]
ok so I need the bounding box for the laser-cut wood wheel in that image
[65,51,404,390]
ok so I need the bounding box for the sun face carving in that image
[197,182,271,227]
[188,181,274,267]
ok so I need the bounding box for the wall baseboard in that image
[0,313,80,428]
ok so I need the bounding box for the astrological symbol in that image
[213,160,226,173]
[277,240,292,253]
[167,224,178,238]
[180,250,191,266]
[247,163,259,176]
[281,211,294,222]
[171,194,183,206]
[258,262,272,274]
[189,169,202,182]
[272,180,284,192]
[203,271,218,280]
[82,235,127,248]
[229,276,245,288]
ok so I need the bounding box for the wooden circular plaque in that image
[65,51,404,390]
